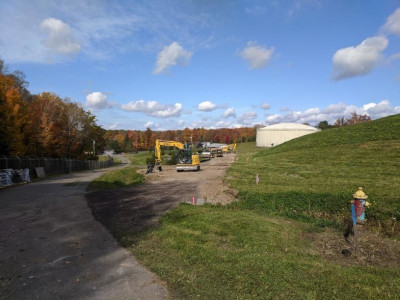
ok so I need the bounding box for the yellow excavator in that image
[222,143,237,153]
[154,139,200,172]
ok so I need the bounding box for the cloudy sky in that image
[1,0,399,130]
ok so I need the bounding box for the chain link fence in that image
[0,156,114,176]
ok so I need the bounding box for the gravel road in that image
[0,165,168,300]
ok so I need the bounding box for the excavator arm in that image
[155,140,184,163]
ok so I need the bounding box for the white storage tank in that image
[256,123,319,147]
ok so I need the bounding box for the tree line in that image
[316,112,371,130]
[104,127,257,153]
[0,59,105,159]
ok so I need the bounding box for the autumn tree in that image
[0,59,105,158]
[0,72,29,155]
[334,112,371,127]
[347,112,371,125]
[182,127,192,143]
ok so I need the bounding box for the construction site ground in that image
[86,153,238,245]
[145,153,237,204]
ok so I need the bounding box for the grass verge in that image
[87,166,144,191]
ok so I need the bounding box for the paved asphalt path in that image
[0,162,168,300]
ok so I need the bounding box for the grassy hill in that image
[227,114,400,236]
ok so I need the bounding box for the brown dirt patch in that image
[306,225,400,267]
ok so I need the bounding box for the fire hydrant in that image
[351,187,370,223]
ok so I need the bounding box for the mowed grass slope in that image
[227,114,400,236]
[132,205,400,299]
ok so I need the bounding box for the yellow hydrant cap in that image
[353,187,368,199]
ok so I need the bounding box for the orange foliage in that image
[0,63,104,158]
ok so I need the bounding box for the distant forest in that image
[104,127,257,153]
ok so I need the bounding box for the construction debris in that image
[0,168,30,188]
[0,169,13,187]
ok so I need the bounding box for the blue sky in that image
[1,0,399,130]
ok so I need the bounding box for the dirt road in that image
[0,166,168,300]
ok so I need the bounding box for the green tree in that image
[316,121,334,130]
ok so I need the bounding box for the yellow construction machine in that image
[155,139,200,172]
[222,143,237,153]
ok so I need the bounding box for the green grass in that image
[98,155,121,165]
[125,151,152,165]
[227,114,400,236]
[132,205,400,299]
[87,166,144,191]
[98,155,111,162]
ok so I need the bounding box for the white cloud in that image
[144,121,154,128]
[332,36,388,80]
[223,107,236,118]
[198,101,217,112]
[261,103,271,110]
[85,92,109,109]
[388,52,400,63]
[0,1,214,63]
[154,42,192,74]
[41,18,81,55]
[238,112,257,125]
[321,103,347,114]
[381,8,400,36]
[240,41,275,69]
[216,121,233,128]
[152,103,182,117]
[264,100,400,125]
[121,100,182,118]
[109,123,119,129]
[121,100,163,112]
[366,100,400,119]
